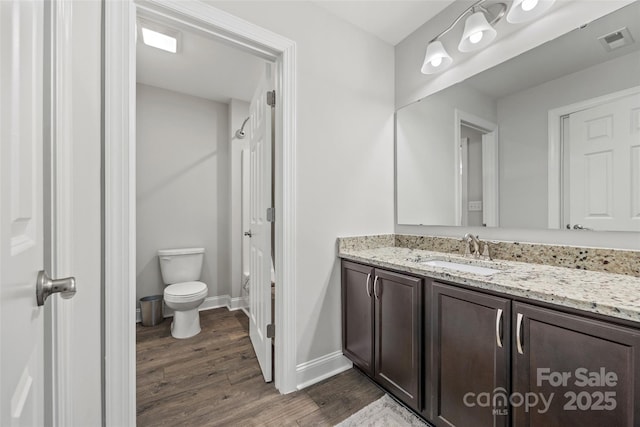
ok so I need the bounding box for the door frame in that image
[104,1,298,424]
[453,109,498,227]
[547,85,640,229]
[44,0,75,424]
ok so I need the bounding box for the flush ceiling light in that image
[507,0,556,23]
[139,21,180,53]
[421,0,555,75]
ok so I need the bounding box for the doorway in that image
[104,1,298,423]
[454,109,499,227]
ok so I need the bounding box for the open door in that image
[1,1,45,424]
[248,63,274,382]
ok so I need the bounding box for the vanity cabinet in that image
[342,261,374,375]
[341,259,640,426]
[429,282,510,427]
[512,302,640,427]
[341,261,422,411]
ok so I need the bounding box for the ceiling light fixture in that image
[421,0,555,75]
[138,20,181,54]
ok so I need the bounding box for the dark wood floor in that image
[137,308,384,426]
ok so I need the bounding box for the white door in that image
[1,1,45,424]
[249,64,274,382]
[568,91,640,231]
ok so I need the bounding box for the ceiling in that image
[311,0,456,45]
[136,1,457,102]
[136,21,266,103]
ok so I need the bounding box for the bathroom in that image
[3,1,640,426]
[134,19,265,324]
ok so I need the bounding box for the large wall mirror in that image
[396,2,640,232]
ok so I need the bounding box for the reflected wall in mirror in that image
[396,2,640,232]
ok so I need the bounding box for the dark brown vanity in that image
[342,259,640,427]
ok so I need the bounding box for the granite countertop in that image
[339,246,640,325]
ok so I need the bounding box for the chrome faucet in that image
[463,233,481,258]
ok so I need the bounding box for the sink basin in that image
[420,259,502,276]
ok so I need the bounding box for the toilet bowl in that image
[158,248,208,339]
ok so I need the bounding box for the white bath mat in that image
[335,394,430,427]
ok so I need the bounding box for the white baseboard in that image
[136,294,249,323]
[199,295,231,311]
[227,296,248,311]
[296,350,353,390]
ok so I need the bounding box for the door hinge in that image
[267,323,275,338]
[266,90,276,107]
[267,207,275,223]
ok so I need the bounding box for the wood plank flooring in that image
[137,308,384,426]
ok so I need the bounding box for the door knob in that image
[36,270,76,306]
[244,230,252,237]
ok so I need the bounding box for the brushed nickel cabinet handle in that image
[365,273,372,297]
[373,276,380,299]
[516,313,524,355]
[496,308,503,348]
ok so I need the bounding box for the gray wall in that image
[136,83,230,302]
[497,51,640,228]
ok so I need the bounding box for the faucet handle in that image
[464,241,471,257]
[481,243,492,260]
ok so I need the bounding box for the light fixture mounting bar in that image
[429,0,507,43]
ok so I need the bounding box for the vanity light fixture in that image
[421,40,453,74]
[458,10,498,52]
[421,0,555,75]
[507,0,556,24]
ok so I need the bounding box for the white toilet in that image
[158,247,208,339]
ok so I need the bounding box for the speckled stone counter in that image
[338,244,640,325]
[339,234,640,276]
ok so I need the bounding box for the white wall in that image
[498,51,640,229]
[395,0,640,250]
[136,84,230,302]
[208,1,395,367]
[396,84,496,225]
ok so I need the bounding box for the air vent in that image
[598,27,634,52]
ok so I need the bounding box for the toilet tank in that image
[157,248,205,285]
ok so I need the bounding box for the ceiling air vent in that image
[598,27,634,52]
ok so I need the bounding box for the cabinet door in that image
[429,282,510,427]
[512,302,640,427]
[342,261,375,375]
[374,268,422,410]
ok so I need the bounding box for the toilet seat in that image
[164,281,208,303]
